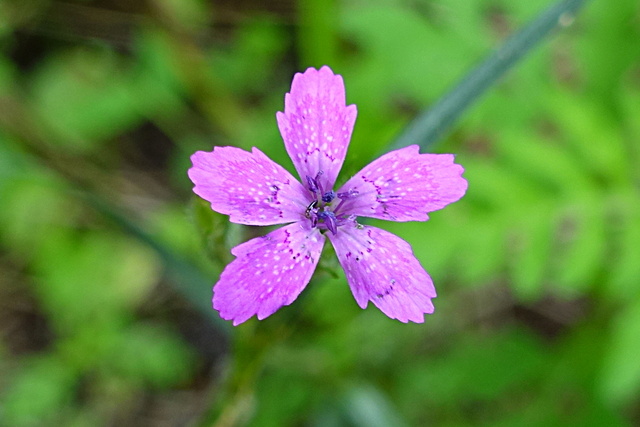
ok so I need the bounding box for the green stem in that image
[387,0,590,153]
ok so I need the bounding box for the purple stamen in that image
[306,187,359,234]
[322,190,336,203]
[317,210,338,235]
[314,171,324,196]
[333,189,359,215]
[336,189,359,199]
[306,175,318,193]
[306,171,326,197]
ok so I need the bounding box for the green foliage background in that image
[1,0,639,426]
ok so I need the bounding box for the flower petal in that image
[189,146,310,225]
[336,145,467,222]
[277,66,357,192]
[328,223,435,323]
[213,222,325,325]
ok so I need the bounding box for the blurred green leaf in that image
[619,78,640,177]
[552,198,606,294]
[31,48,141,147]
[495,128,594,198]
[388,0,589,152]
[509,212,555,300]
[395,329,546,424]
[154,0,211,32]
[457,216,507,285]
[130,29,189,117]
[212,19,288,95]
[33,230,161,332]
[0,56,16,93]
[550,91,629,185]
[576,0,640,106]
[77,191,227,328]
[248,371,317,427]
[342,385,411,427]
[299,0,338,66]
[461,156,541,210]
[2,356,76,427]
[607,194,640,300]
[600,299,640,404]
[56,321,122,372]
[191,196,234,267]
[106,324,196,388]
[0,175,75,256]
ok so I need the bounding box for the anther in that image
[322,190,336,203]
[306,175,318,193]
[317,210,338,235]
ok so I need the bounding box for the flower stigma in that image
[304,172,358,235]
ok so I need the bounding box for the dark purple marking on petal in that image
[327,223,436,323]
[189,146,310,225]
[213,222,325,325]
[337,145,467,222]
[336,189,359,199]
[276,66,358,193]
[317,209,338,234]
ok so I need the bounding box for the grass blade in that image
[387,0,589,153]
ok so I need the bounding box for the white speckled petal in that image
[337,145,467,222]
[277,66,357,192]
[213,222,325,325]
[328,223,436,323]
[188,146,310,225]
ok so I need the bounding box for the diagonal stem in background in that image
[386,0,590,153]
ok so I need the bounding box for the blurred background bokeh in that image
[1,0,639,426]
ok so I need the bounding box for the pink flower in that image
[188,66,467,325]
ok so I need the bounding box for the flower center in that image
[304,172,358,235]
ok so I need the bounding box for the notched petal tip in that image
[289,66,346,105]
[328,224,436,323]
[212,223,326,325]
[337,145,468,222]
[278,66,357,192]
[188,145,309,226]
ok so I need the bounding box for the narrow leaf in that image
[387,0,590,152]
[77,191,231,334]
[342,385,411,427]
